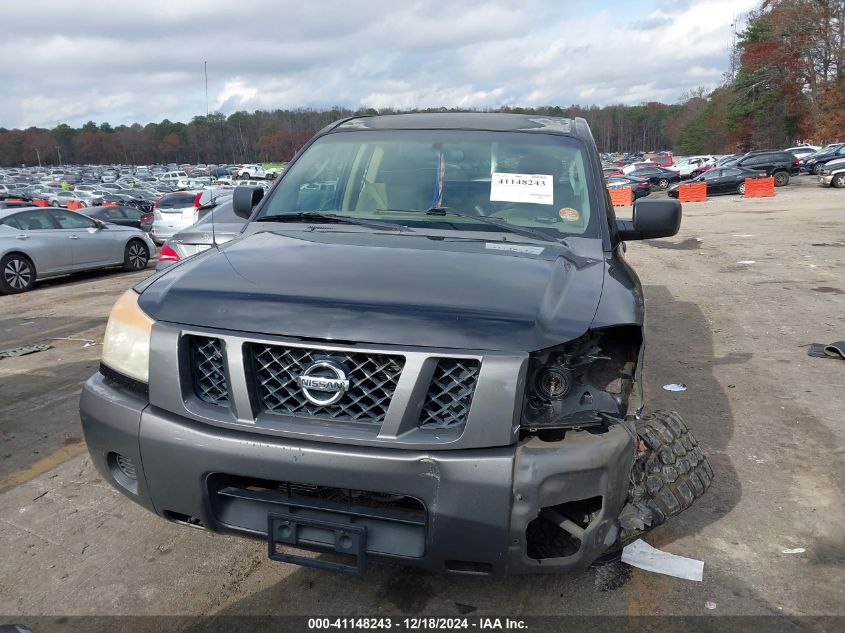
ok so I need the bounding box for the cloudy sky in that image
[1,0,758,130]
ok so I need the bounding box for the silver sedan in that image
[0,206,156,294]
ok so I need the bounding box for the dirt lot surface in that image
[1,177,843,626]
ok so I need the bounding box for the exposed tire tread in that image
[622,410,713,541]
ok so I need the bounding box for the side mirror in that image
[232,186,264,219]
[615,198,682,241]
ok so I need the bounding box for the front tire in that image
[123,239,149,271]
[812,163,823,175]
[658,178,669,189]
[738,182,746,195]
[832,174,845,188]
[620,410,713,543]
[773,171,789,186]
[0,253,36,294]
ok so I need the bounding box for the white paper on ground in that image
[490,172,553,205]
[621,539,704,581]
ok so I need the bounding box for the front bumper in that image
[819,174,834,186]
[80,373,634,575]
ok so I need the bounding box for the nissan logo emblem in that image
[295,359,351,406]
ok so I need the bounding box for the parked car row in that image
[0,161,286,208]
[601,143,822,197]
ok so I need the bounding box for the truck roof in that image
[332,112,587,138]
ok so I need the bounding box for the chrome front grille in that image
[159,322,520,448]
[247,344,404,424]
[419,359,480,428]
[190,336,229,406]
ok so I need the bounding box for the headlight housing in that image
[101,289,154,383]
[521,330,640,433]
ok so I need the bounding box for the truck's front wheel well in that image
[585,325,642,402]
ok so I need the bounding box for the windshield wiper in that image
[256,212,409,232]
[378,206,558,243]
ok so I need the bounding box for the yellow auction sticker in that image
[559,207,581,222]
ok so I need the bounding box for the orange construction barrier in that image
[678,182,707,203]
[743,177,775,198]
[607,186,633,206]
[102,201,119,206]
[66,200,83,210]
[33,199,48,207]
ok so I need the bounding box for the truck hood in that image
[138,229,607,352]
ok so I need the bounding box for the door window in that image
[103,207,128,220]
[50,210,98,229]
[119,206,143,219]
[1,215,23,229]
[743,155,769,166]
[14,210,55,230]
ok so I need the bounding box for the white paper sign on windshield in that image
[490,172,553,205]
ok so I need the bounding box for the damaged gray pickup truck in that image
[80,113,712,575]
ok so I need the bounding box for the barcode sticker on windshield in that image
[490,173,553,205]
[485,243,545,255]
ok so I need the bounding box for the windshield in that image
[258,130,599,239]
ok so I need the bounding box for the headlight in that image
[535,365,572,400]
[101,289,154,383]
[521,330,640,433]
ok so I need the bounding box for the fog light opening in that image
[115,453,136,480]
[526,496,603,560]
[106,451,139,494]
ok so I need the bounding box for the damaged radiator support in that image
[541,508,586,540]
